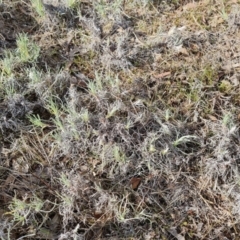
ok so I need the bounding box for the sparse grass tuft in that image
[16,33,40,63]
[30,0,45,18]
[173,135,199,147]
[27,114,49,129]
[1,50,15,76]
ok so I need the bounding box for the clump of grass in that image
[7,195,46,225]
[27,114,49,130]
[46,96,65,132]
[222,112,235,131]
[113,144,125,162]
[106,101,122,119]
[16,33,40,63]
[93,0,123,21]
[30,0,45,18]
[79,108,90,123]
[200,65,217,85]
[219,80,232,93]
[3,78,18,97]
[28,68,42,85]
[1,50,15,76]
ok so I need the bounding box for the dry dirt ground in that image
[1,0,240,239]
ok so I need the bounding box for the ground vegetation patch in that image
[1,0,240,239]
